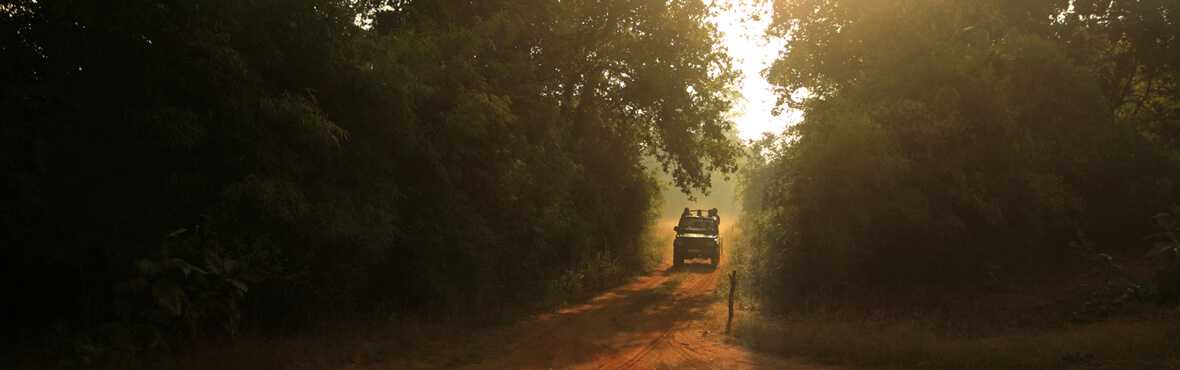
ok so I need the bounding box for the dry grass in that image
[644,218,679,268]
[723,219,1180,370]
[731,304,1180,370]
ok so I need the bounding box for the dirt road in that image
[456,260,833,370]
[342,220,839,370]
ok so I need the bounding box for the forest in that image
[734,1,1180,367]
[4,0,1180,369]
[1,0,738,366]
[742,0,1180,305]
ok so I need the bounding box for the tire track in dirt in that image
[384,219,846,370]
[600,270,716,370]
[499,271,675,362]
[450,258,842,370]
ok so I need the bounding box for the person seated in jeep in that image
[673,209,721,268]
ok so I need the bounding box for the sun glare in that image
[710,0,798,141]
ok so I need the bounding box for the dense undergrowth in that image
[733,314,1180,370]
[0,1,738,367]
[727,217,1180,370]
[732,0,1180,368]
[741,0,1180,310]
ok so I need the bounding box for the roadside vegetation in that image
[734,0,1180,368]
[734,315,1180,370]
[1,1,738,368]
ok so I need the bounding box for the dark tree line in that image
[742,0,1180,307]
[0,0,738,356]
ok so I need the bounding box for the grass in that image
[723,220,1180,370]
[732,312,1180,370]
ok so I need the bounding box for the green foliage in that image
[1149,207,1180,304]
[1149,207,1180,262]
[1071,232,1151,321]
[742,0,1180,307]
[115,229,253,339]
[0,0,738,362]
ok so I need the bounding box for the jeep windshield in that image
[678,218,716,234]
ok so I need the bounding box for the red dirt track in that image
[345,220,840,370]
[452,225,835,370]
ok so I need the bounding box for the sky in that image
[659,1,799,216]
[709,0,800,141]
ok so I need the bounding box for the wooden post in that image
[726,270,737,334]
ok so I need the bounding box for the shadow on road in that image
[458,262,796,370]
[459,267,714,368]
[665,262,720,275]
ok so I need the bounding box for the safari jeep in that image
[673,210,721,268]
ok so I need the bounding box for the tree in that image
[0,0,739,354]
[742,0,1180,304]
